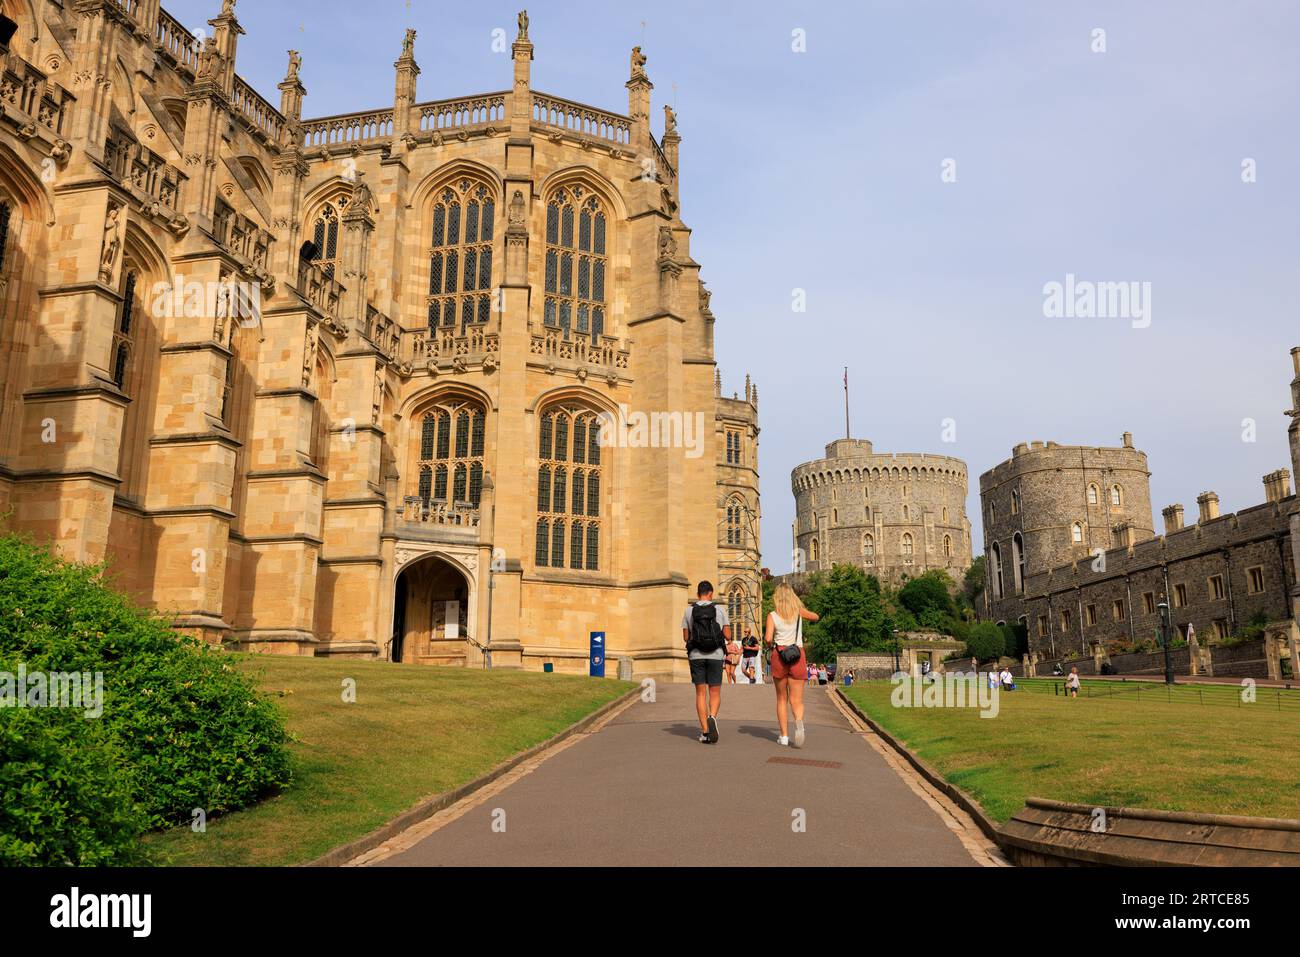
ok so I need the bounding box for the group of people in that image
[683,581,820,748]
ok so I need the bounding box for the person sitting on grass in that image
[999,665,1016,691]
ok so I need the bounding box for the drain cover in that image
[767,756,842,769]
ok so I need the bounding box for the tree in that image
[961,556,986,608]
[965,621,1005,662]
[802,564,888,661]
[898,569,956,621]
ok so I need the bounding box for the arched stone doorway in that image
[391,554,473,665]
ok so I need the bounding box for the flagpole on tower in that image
[844,367,850,439]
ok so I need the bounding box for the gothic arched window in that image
[726,499,745,546]
[990,543,1004,598]
[1012,532,1025,594]
[536,403,604,570]
[1110,485,1123,507]
[863,533,875,563]
[415,397,486,507]
[943,534,953,558]
[1072,522,1084,544]
[311,201,343,276]
[902,532,914,559]
[1087,484,1099,505]
[111,269,138,393]
[544,184,606,344]
[429,179,495,334]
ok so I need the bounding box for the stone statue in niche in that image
[98,204,121,282]
[508,189,526,229]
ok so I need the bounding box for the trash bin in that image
[617,657,633,681]
[543,662,554,674]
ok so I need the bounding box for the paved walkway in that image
[372,682,981,867]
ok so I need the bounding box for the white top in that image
[999,669,1013,682]
[769,611,802,647]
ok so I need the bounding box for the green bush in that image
[965,622,1005,662]
[0,535,291,864]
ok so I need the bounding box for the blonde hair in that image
[772,583,805,622]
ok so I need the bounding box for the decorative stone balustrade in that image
[0,49,74,140]
[154,9,200,75]
[212,199,274,273]
[530,330,629,374]
[531,92,631,145]
[231,75,286,144]
[398,497,481,529]
[300,109,395,148]
[295,257,344,324]
[365,305,400,360]
[417,93,506,134]
[103,131,185,216]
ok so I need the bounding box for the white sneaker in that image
[777,735,790,746]
[793,721,806,748]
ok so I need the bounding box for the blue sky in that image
[169,0,1300,571]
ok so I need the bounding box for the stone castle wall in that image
[792,438,971,588]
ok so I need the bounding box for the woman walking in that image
[765,583,820,748]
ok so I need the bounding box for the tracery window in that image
[726,499,745,546]
[535,404,604,570]
[1110,485,1123,507]
[311,200,344,277]
[0,201,11,274]
[1087,484,1099,505]
[943,534,953,558]
[111,269,138,393]
[727,585,744,627]
[544,184,606,344]
[810,538,819,562]
[902,532,914,559]
[415,397,486,507]
[428,179,495,334]
[725,430,742,465]
[863,534,875,563]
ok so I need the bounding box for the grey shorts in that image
[689,658,724,687]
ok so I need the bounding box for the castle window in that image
[1173,583,1187,608]
[1247,566,1265,595]
[1087,484,1099,505]
[1111,485,1123,507]
[0,201,11,274]
[537,404,604,571]
[311,201,343,277]
[1037,615,1048,637]
[1142,592,1156,615]
[725,430,743,465]
[428,179,495,334]
[902,505,909,521]
[1012,532,1025,594]
[1060,608,1072,632]
[811,538,819,562]
[726,499,745,547]
[990,543,1003,599]
[1112,599,1125,621]
[1085,604,1097,626]
[901,532,914,561]
[863,533,874,564]
[727,584,744,627]
[864,505,872,522]
[832,508,838,525]
[1011,489,1020,515]
[111,270,139,393]
[415,397,486,508]
[1207,574,1225,601]
[1071,522,1084,544]
[941,507,948,523]
[544,184,606,344]
[943,534,953,559]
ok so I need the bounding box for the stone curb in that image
[301,685,641,867]
[834,687,1003,846]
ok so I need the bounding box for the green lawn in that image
[843,678,1300,824]
[147,656,632,866]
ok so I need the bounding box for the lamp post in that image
[1157,597,1174,685]
[892,627,901,676]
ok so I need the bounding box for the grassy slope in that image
[844,678,1300,824]
[148,656,631,866]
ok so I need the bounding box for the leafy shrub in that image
[964,622,1006,662]
[0,535,292,864]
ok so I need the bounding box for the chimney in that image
[1196,491,1220,523]
[1122,432,1134,449]
[1161,504,1184,534]
[1263,469,1292,504]
[1114,520,1136,547]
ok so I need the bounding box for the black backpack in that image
[688,603,725,654]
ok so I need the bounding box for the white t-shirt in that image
[769,611,802,647]
[999,669,1013,684]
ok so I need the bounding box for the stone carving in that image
[222,0,236,16]
[285,50,301,81]
[214,276,232,342]
[350,172,373,216]
[517,10,529,40]
[98,204,121,282]
[302,324,318,387]
[630,46,647,79]
[657,225,677,262]
[508,189,526,229]
[402,28,416,58]
[664,104,677,135]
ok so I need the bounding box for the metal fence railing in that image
[1013,677,1300,713]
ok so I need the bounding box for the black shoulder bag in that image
[778,616,802,666]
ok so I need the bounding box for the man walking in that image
[683,581,730,744]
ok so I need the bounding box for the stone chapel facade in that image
[0,1,759,681]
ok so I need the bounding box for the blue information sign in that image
[589,631,606,677]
